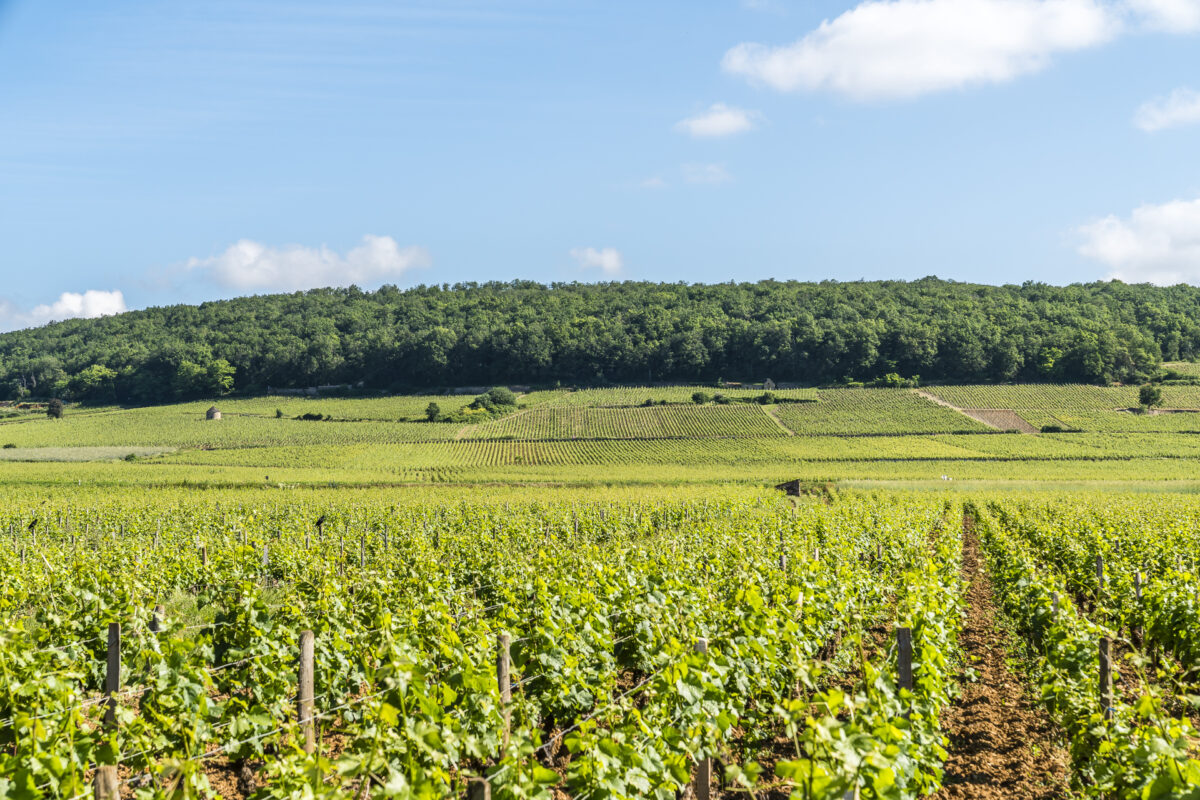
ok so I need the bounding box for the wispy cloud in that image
[185,234,430,291]
[1127,0,1200,31]
[640,176,668,189]
[674,103,760,138]
[1078,196,1200,284]
[682,163,732,185]
[0,290,127,332]
[721,0,1193,101]
[1134,87,1200,131]
[570,247,624,276]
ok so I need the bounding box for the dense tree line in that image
[0,278,1192,403]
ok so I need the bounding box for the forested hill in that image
[2,278,1196,402]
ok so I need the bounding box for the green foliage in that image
[485,386,517,407]
[875,372,920,388]
[0,279,1183,400]
[972,500,1200,797]
[690,391,711,405]
[1138,384,1163,409]
[46,398,63,419]
[425,401,441,422]
[68,364,117,403]
[0,491,966,799]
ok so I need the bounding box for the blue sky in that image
[1,0,1199,329]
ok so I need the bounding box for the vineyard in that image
[461,405,788,441]
[925,385,1200,433]
[770,390,991,436]
[4,486,1200,799]
[3,490,962,800]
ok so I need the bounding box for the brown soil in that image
[935,528,1071,800]
[961,409,1039,434]
[914,390,1038,433]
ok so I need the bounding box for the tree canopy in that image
[0,278,1189,402]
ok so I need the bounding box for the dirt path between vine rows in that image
[934,525,1071,800]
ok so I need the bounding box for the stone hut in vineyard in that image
[206,406,222,420]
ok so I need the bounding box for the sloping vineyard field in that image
[1163,362,1200,378]
[154,435,992,472]
[463,405,787,440]
[927,385,1200,432]
[213,396,471,422]
[2,491,963,800]
[521,387,819,407]
[772,389,991,435]
[0,406,462,449]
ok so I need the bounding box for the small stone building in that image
[206,406,222,420]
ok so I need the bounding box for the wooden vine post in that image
[897,626,913,719]
[1099,637,1113,721]
[104,623,120,728]
[93,766,119,800]
[691,637,712,800]
[298,630,316,754]
[497,632,512,759]
[94,622,121,800]
[1133,571,1144,648]
[150,603,164,634]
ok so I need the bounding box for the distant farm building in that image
[206,406,222,420]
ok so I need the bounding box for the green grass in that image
[0,446,174,462]
[1163,361,1200,378]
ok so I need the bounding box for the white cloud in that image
[1127,0,1200,31]
[0,290,127,332]
[722,0,1120,100]
[682,163,732,184]
[1134,87,1200,131]
[1078,197,1200,284]
[640,176,668,189]
[570,247,624,276]
[675,103,760,138]
[186,234,430,291]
